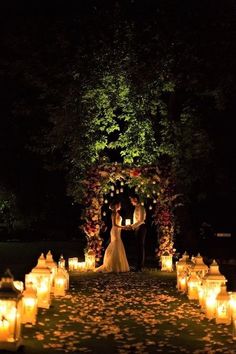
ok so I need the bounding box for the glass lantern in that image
[0,269,23,351]
[215,285,231,325]
[190,253,209,279]
[26,253,52,309]
[77,262,86,272]
[68,257,78,271]
[178,272,188,293]
[45,251,58,287]
[125,219,131,226]
[187,272,201,300]
[176,252,194,291]
[160,255,173,272]
[202,260,227,319]
[54,269,67,297]
[22,282,37,325]
[230,292,236,319]
[85,250,96,271]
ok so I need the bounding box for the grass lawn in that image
[0,242,236,353]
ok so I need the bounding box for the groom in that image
[127,195,147,272]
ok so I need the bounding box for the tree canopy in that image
[1,0,236,236]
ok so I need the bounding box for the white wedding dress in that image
[95,213,130,273]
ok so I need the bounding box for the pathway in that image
[20,271,236,353]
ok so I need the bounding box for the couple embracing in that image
[95,195,147,273]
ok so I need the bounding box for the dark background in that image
[0,0,236,258]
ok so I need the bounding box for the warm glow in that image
[230,293,236,316]
[13,281,24,293]
[125,219,131,226]
[233,317,236,339]
[0,317,10,341]
[161,255,173,272]
[54,273,67,297]
[205,295,217,319]
[68,258,78,271]
[85,251,96,271]
[179,276,187,292]
[22,283,38,325]
[77,262,86,271]
[26,254,52,309]
[198,285,204,308]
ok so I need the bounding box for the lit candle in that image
[179,276,187,293]
[198,285,205,308]
[77,262,86,271]
[125,219,131,226]
[205,295,217,319]
[54,271,67,297]
[161,255,173,272]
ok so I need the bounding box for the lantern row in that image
[176,252,236,339]
[0,251,69,352]
[68,249,96,272]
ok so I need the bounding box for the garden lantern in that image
[198,284,205,308]
[178,272,188,293]
[229,292,236,318]
[176,252,194,291]
[85,250,96,270]
[54,269,67,297]
[58,255,66,269]
[190,253,209,279]
[187,272,201,300]
[46,250,57,286]
[26,253,52,309]
[202,260,227,319]
[77,262,86,271]
[68,257,78,271]
[160,255,173,272]
[0,269,22,351]
[22,282,37,325]
[215,285,231,325]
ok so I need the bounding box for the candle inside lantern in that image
[161,255,173,272]
[179,274,187,293]
[77,262,86,271]
[205,295,217,319]
[85,251,96,271]
[125,219,131,226]
[68,257,78,271]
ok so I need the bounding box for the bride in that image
[95,200,129,273]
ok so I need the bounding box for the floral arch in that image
[80,162,178,264]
